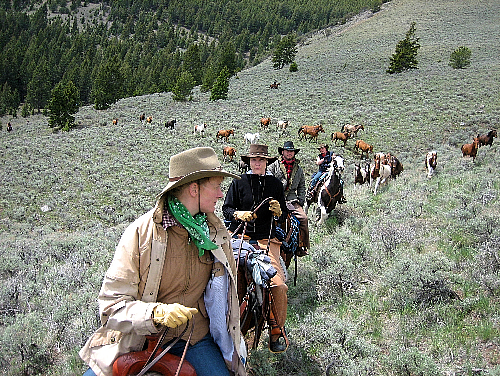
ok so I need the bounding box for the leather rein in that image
[136,319,194,376]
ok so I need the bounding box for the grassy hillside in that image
[1,0,499,374]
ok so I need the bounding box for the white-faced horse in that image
[370,157,391,195]
[425,151,437,178]
[304,156,345,225]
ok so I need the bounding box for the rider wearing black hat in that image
[268,141,310,257]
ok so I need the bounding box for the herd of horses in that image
[117,113,496,214]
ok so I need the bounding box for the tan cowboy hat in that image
[278,140,300,154]
[241,143,277,164]
[157,147,240,198]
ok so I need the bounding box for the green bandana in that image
[167,195,218,256]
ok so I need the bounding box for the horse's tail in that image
[297,126,303,136]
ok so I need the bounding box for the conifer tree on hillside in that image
[47,80,79,131]
[26,58,51,113]
[210,66,230,101]
[387,22,420,74]
[92,55,124,110]
[172,71,196,101]
[272,33,297,69]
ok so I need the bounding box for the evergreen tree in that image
[26,58,51,113]
[92,54,124,110]
[172,71,196,101]
[47,80,79,131]
[272,33,297,69]
[210,66,230,101]
[387,22,420,74]
[183,44,203,85]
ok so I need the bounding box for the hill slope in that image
[1,0,499,374]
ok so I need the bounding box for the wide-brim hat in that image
[278,140,300,154]
[241,143,277,164]
[157,147,240,198]
[318,143,329,151]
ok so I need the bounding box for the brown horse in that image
[298,124,325,142]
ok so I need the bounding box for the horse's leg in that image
[373,177,381,195]
[318,205,328,226]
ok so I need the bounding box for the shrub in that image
[289,61,298,72]
[387,22,420,74]
[449,46,472,69]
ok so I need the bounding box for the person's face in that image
[199,176,224,213]
[282,150,295,161]
[319,146,327,154]
[250,157,267,175]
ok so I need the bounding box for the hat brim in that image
[278,147,300,154]
[241,155,277,165]
[157,169,240,199]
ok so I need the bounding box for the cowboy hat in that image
[318,143,329,151]
[278,141,300,154]
[157,147,240,198]
[241,144,277,164]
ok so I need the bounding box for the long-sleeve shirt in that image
[223,172,287,240]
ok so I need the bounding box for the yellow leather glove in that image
[153,303,198,328]
[234,211,257,222]
[269,199,282,217]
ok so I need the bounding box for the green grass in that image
[1,0,500,374]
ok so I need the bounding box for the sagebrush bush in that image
[449,46,472,69]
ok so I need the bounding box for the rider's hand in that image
[153,303,198,328]
[269,200,282,217]
[234,211,257,222]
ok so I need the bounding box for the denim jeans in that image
[309,171,325,190]
[83,333,230,376]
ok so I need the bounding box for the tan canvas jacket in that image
[79,196,246,376]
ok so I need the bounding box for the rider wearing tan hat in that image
[223,143,290,353]
[80,147,247,376]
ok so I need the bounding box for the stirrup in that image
[268,320,289,353]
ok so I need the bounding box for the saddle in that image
[306,172,329,200]
[112,335,196,376]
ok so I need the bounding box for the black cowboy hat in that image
[278,141,300,154]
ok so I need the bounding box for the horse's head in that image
[333,155,345,173]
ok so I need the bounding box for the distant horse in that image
[276,120,289,131]
[476,130,497,147]
[216,129,234,142]
[298,124,325,142]
[270,81,280,89]
[461,138,480,161]
[354,140,373,158]
[331,131,351,147]
[354,163,370,186]
[425,151,437,178]
[341,124,364,137]
[370,157,391,195]
[194,123,207,136]
[165,119,176,129]
[260,117,271,128]
[304,158,344,225]
[7,122,12,132]
[223,146,236,162]
[139,113,145,122]
[244,132,260,144]
[112,118,118,125]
